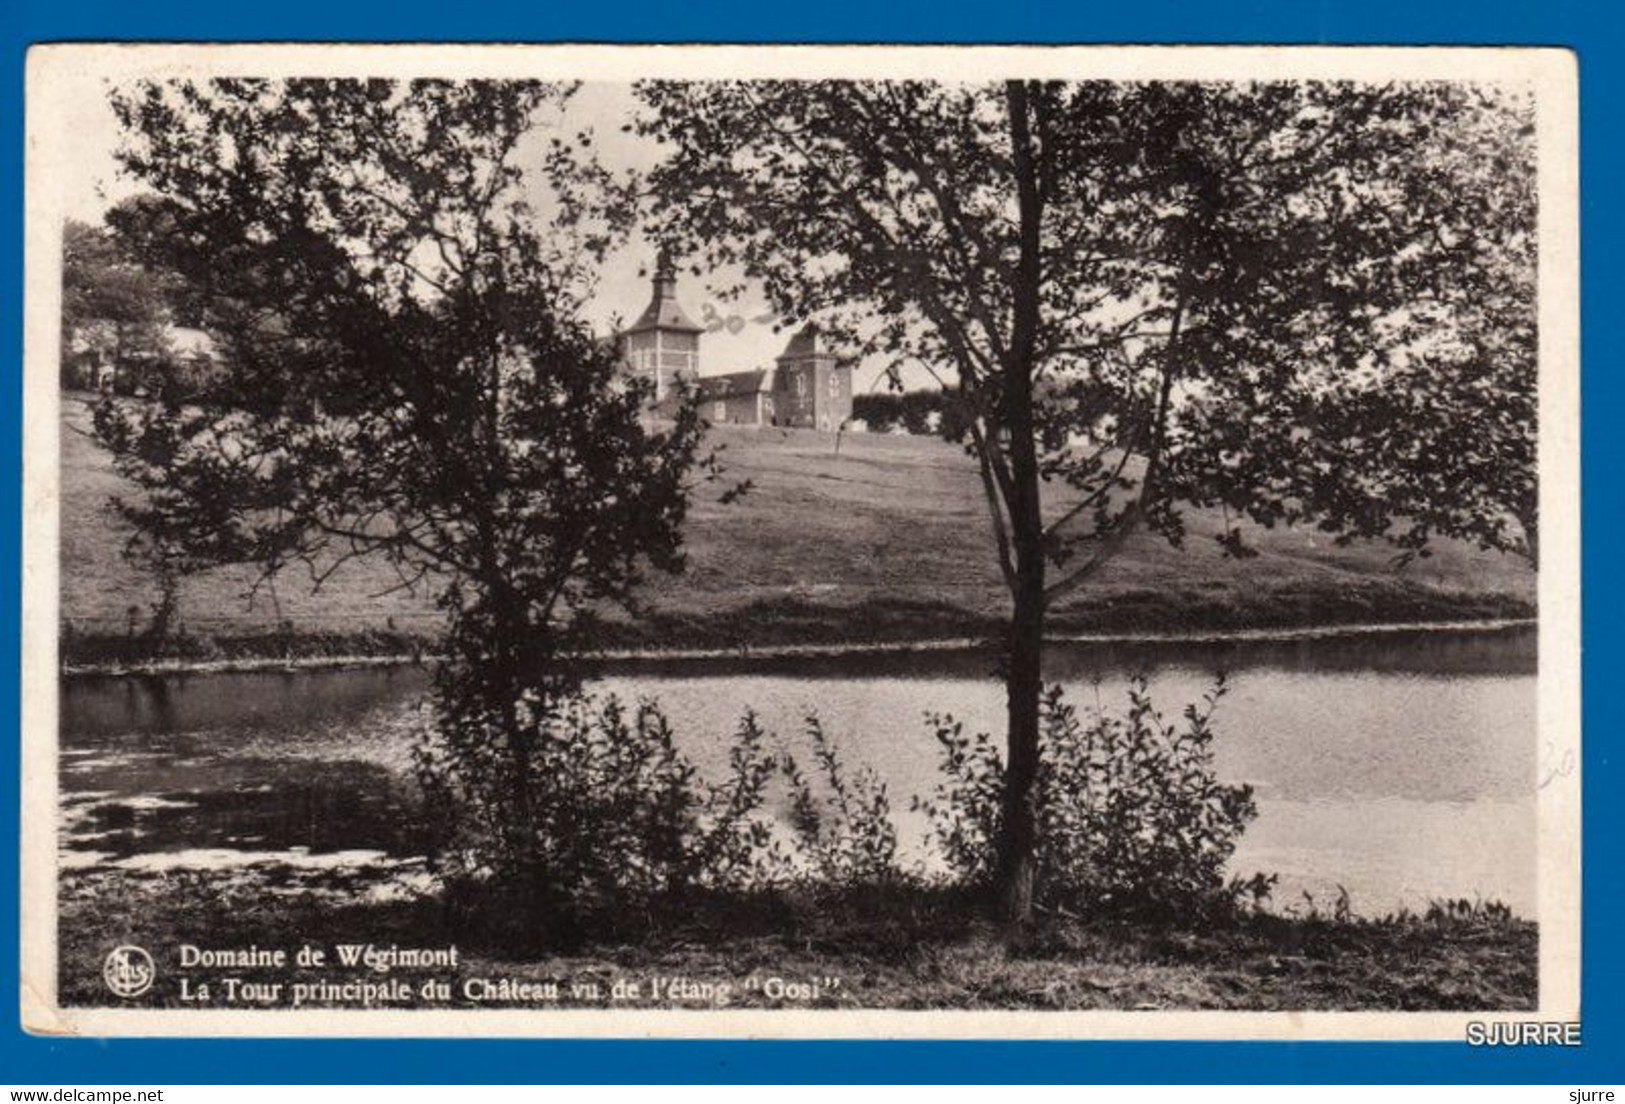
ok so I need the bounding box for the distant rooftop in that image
[693,369,771,398]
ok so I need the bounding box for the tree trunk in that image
[145,555,179,641]
[992,79,1049,931]
[995,554,1045,929]
[489,597,534,836]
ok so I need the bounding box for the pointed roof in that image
[777,321,838,361]
[626,252,704,336]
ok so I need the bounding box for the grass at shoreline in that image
[60,591,1536,671]
[60,395,1536,668]
[58,868,1537,1012]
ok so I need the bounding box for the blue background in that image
[1,0,1616,1084]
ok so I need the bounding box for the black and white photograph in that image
[20,44,1579,1038]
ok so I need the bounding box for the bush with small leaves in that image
[413,690,784,940]
[917,675,1275,921]
[781,714,904,888]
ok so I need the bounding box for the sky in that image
[58,76,924,393]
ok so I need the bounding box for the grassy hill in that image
[58,395,1535,662]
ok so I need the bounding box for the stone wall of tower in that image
[773,356,817,427]
[774,355,853,430]
[624,328,699,402]
[822,361,854,429]
[659,330,699,380]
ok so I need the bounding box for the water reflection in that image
[65,665,431,741]
[66,752,420,860]
[59,625,1537,915]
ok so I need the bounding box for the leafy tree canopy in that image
[96,78,713,685]
[637,80,1537,584]
[60,216,173,370]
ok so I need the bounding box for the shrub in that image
[781,714,904,887]
[413,690,783,940]
[914,711,1005,889]
[917,675,1274,921]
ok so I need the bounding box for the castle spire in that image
[652,247,678,300]
[627,250,703,336]
[622,250,704,404]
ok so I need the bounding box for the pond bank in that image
[57,868,1536,1012]
[61,608,1536,678]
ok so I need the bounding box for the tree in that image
[1300,97,1539,568]
[60,218,172,388]
[95,78,721,863]
[62,215,192,633]
[636,79,1537,925]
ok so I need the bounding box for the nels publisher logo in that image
[103,945,156,999]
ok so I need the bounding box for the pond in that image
[60,624,1538,917]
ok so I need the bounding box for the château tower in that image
[773,322,854,431]
[623,252,703,402]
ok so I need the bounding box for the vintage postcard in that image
[20,43,1580,1039]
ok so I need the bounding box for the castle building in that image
[622,256,854,431]
[622,253,703,403]
[693,369,776,426]
[768,322,853,432]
